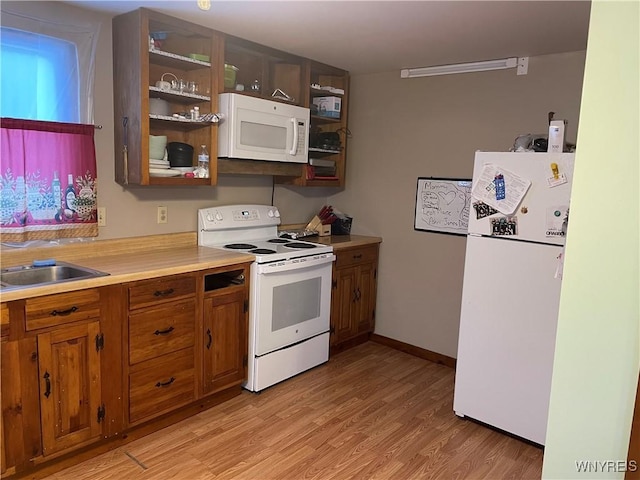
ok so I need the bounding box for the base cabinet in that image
[0,286,121,477]
[202,288,248,396]
[37,321,103,456]
[0,262,251,478]
[330,244,379,352]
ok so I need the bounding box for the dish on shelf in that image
[171,166,194,173]
[149,168,181,177]
[150,160,170,169]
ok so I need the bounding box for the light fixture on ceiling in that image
[401,57,529,78]
[197,0,211,11]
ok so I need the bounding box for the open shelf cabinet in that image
[112,8,221,186]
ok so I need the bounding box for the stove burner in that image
[268,238,291,244]
[225,243,257,250]
[285,242,316,249]
[250,248,277,254]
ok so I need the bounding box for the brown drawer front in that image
[129,299,195,365]
[335,245,379,269]
[25,289,101,331]
[129,348,195,424]
[128,276,195,310]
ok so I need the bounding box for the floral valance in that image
[1,118,98,242]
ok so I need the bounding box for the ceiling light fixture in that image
[401,57,529,78]
[197,0,211,11]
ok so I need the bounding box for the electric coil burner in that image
[197,205,335,392]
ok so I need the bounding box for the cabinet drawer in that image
[129,299,195,365]
[334,245,379,269]
[25,289,101,331]
[128,275,195,310]
[129,347,195,424]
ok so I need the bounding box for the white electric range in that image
[198,205,334,392]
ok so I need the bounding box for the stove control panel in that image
[198,205,281,233]
[233,209,259,221]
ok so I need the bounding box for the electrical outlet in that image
[157,206,168,224]
[97,207,106,227]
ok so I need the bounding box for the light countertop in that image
[0,232,381,302]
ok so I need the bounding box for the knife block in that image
[305,216,332,236]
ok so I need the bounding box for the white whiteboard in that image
[414,177,472,236]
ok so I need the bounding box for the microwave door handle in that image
[289,118,298,155]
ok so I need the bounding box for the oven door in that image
[251,255,334,356]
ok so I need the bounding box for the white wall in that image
[330,52,586,358]
[543,1,640,478]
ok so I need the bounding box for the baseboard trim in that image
[370,334,456,369]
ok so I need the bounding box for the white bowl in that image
[149,135,167,160]
[171,166,194,173]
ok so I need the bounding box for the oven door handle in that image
[256,254,335,275]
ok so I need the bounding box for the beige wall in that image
[329,51,586,358]
[543,1,639,477]
[0,1,331,241]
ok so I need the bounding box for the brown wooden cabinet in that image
[0,261,252,478]
[112,8,221,186]
[125,275,197,425]
[221,35,305,106]
[0,286,122,475]
[330,244,379,353]
[37,321,102,456]
[201,266,249,397]
[113,8,350,187]
[202,288,247,396]
[280,60,350,188]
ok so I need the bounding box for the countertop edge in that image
[1,233,382,302]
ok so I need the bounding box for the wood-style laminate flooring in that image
[47,342,543,479]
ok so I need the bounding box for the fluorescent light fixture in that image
[401,57,523,78]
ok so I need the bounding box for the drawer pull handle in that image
[50,306,78,317]
[155,377,175,388]
[43,371,51,398]
[206,328,212,350]
[153,288,175,297]
[153,326,175,336]
[353,254,362,259]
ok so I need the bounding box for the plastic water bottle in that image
[197,145,209,178]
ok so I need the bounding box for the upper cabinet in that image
[112,8,350,188]
[284,60,350,187]
[113,8,221,186]
[222,35,306,107]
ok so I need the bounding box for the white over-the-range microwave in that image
[217,93,309,164]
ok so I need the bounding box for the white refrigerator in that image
[453,151,575,445]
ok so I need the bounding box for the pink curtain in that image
[1,118,98,242]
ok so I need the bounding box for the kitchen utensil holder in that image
[331,216,352,235]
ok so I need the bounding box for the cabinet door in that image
[1,337,41,472]
[356,262,377,334]
[37,321,102,456]
[202,290,247,395]
[333,266,358,344]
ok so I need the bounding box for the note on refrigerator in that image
[471,163,531,215]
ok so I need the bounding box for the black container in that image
[331,216,352,235]
[167,142,194,167]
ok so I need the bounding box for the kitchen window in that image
[0,5,99,242]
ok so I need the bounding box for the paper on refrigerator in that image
[471,163,531,215]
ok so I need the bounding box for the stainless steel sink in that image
[0,261,109,290]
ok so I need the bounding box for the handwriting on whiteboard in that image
[414,178,472,236]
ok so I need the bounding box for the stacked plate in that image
[150,159,170,169]
[150,159,180,177]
